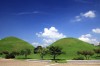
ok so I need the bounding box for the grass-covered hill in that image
[0,36,34,52]
[51,38,96,59]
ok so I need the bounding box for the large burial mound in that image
[51,38,95,59]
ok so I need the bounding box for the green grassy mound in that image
[50,38,96,59]
[0,36,34,52]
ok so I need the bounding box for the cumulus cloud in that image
[72,10,96,22]
[92,28,100,33]
[82,11,96,18]
[34,27,66,47]
[79,34,99,45]
[36,27,66,39]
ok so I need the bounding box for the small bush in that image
[77,50,94,60]
[73,57,84,60]
[5,53,15,59]
[2,51,9,54]
[0,52,3,55]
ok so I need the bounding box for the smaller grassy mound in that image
[0,36,34,52]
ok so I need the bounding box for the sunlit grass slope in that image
[51,38,95,59]
[0,36,34,52]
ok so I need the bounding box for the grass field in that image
[51,38,96,60]
[0,37,99,60]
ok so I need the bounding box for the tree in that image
[20,49,31,58]
[2,51,9,54]
[48,46,64,60]
[5,53,15,59]
[1,51,17,59]
[11,51,20,56]
[0,52,2,55]
[34,46,47,60]
[77,50,94,60]
[34,46,42,54]
[94,49,100,56]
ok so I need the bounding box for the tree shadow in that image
[94,56,100,59]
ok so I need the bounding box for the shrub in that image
[2,51,9,54]
[77,50,94,60]
[94,49,100,56]
[0,52,3,55]
[5,53,15,59]
[73,57,84,60]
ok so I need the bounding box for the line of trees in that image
[0,46,64,60]
[77,50,94,60]
[34,46,64,60]
[0,49,32,59]
[0,45,100,60]
[75,48,100,60]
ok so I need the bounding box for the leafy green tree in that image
[0,52,3,55]
[34,46,42,54]
[20,49,31,58]
[2,51,9,54]
[48,46,64,60]
[34,46,47,60]
[77,50,94,60]
[11,51,20,56]
[94,49,100,56]
[5,53,15,59]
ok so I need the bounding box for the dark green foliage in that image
[20,49,31,58]
[11,51,20,56]
[73,56,84,60]
[34,46,47,60]
[94,48,100,56]
[48,46,64,60]
[0,52,2,55]
[2,51,19,59]
[77,50,94,60]
[34,48,38,54]
[34,46,42,54]
[5,53,15,59]
[2,51,9,54]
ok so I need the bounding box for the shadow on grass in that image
[94,56,100,59]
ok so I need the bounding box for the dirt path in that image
[0,59,100,66]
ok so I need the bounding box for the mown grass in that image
[51,38,96,60]
[0,36,34,52]
[0,37,99,61]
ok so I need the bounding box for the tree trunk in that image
[85,55,87,60]
[53,55,56,60]
[25,54,27,59]
[41,55,43,60]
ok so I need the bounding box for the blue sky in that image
[0,0,100,46]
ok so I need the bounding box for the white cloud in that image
[32,42,40,47]
[82,11,96,18]
[36,27,66,39]
[92,28,100,33]
[75,16,82,22]
[79,34,99,45]
[35,27,66,47]
[15,11,40,15]
[73,10,96,22]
